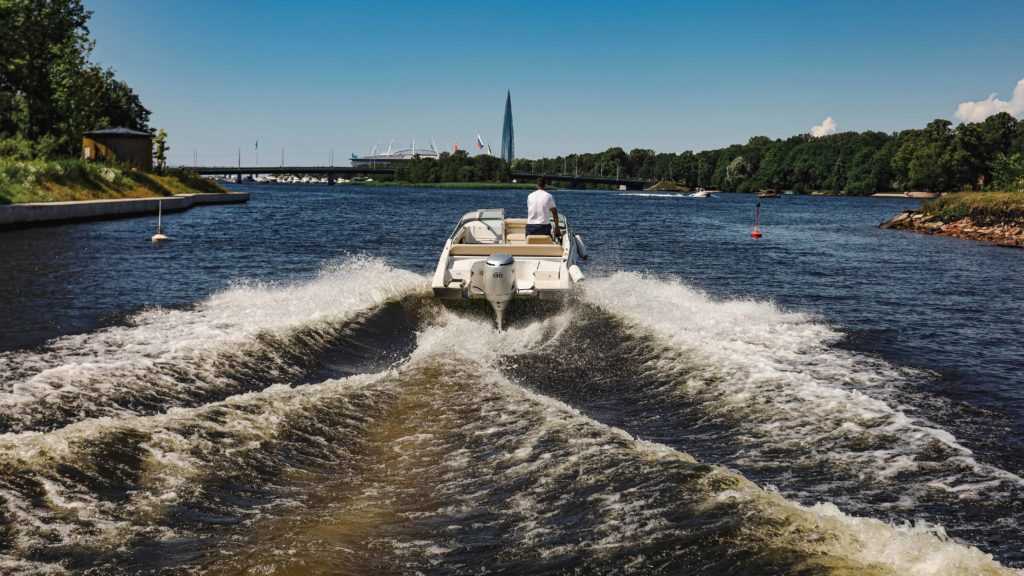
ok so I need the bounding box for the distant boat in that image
[783,190,796,196]
[903,191,941,199]
[757,189,780,198]
[691,188,714,198]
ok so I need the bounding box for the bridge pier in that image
[327,172,335,185]
[235,172,242,184]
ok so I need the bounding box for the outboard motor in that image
[482,253,516,330]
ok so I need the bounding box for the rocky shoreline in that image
[880,210,1024,247]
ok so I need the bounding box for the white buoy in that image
[151,199,169,243]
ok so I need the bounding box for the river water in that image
[0,185,1021,575]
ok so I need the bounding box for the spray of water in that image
[582,272,1024,497]
[0,265,1017,574]
[0,257,427,433]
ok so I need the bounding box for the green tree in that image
[153,129,169,172]
[523,114,1018,194]
[725,155,751,188]
[991,153,1024,192]
[1,0,149,156]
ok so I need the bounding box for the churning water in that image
[0,185,1021,574]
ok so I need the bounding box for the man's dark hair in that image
[537,177,546,189]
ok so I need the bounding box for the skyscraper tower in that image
[500,90,514,163]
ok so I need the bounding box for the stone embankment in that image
[881,210,1024,247]
[0,192,249,230]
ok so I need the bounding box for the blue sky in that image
[86,0,1024,166]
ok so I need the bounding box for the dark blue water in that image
[0,184,1021,574]
[4,186,1020,428]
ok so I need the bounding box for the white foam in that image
[618,192,692,199]
[0,257,426,430]
[409,314,1016,575]
[0,271,1017,574]
[582,272,1024,500]
[411,305,572,365]
[0,368,396,560]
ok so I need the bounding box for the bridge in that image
[190,165,394,183]
[189,166,652,190]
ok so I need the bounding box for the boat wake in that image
[0,257,426,434]
[618,192,693,199]
[0,260,1018,574]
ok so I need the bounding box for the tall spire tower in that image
[500,90,514,164]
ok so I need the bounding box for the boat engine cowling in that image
[482,253,516,329]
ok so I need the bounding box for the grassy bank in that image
[349,181,535,190]
[920,191,1024,225]
[0,158,225,204]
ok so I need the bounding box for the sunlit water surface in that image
[0,185,1021,575]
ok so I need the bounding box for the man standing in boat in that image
[526,177,560,240]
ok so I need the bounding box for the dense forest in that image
[394,150,511,183]
[514,115,1024,194]
[0,0,150,158]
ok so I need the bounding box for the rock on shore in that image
[880,210,1024,247]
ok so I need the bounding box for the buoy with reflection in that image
[151,199,169,243]
[751,201,763,239]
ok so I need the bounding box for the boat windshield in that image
[454,209,506,244]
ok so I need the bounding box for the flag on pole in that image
[255,140,259,150]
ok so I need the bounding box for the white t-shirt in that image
[527,189,556,225]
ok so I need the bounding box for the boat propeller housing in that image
[482,253,515,330]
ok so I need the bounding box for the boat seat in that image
[526,235,553,245]
[462,221,502,244]
[507,232,526,243]
[450,243,563,257]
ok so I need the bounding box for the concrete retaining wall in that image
[0,192,249,230]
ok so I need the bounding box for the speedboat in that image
[691,188,713,198]
[431,208,588,329]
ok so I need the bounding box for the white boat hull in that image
[431,209,586,328]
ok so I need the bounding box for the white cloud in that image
[810,116,837,138]
[955,78,1024,123]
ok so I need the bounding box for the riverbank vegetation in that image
[0,159,222,204]
[1,0,149,157]
[353,180,533,189]
[516,115,1024,195]
[880,189,1024,247]
[920,190,1024,225]
[0,0,224,204]
[393,151,512,184]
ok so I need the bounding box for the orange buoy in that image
[751,201,763,239]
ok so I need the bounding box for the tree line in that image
[0,0,150,158]
[514,114,1024,194]
[393,150,511,183]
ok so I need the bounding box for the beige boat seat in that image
[450,243,563,257]
[527,235,553,244]
[461,221,502,244]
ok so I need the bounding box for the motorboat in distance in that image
[757,188,781,198]
[431,209,587,330]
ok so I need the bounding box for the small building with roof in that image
[82,127,153,170]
